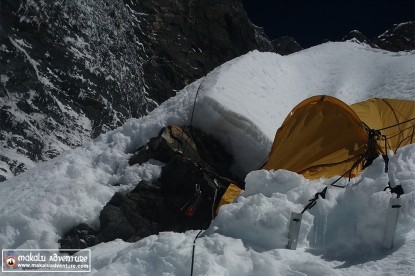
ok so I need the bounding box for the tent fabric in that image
[216,183,242,214]
[350,98,415,154]
[216,96,414,213]
[264,95,368,179]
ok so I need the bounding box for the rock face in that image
[372,21,415,52]
[341,30,378,48]
[60,125,241,250]
[342,21,415,52]
[0,0,273,181]
[271,36,303,55]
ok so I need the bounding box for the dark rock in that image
[129,125,234,178]
[98,189,157,242]
[60,125,241,249]
[272,36,303,55]
[59,223,99,251]
[137,0,274,103]
[340,22,415,52]
[372,21,415,52]
[341,30,378,48]
[97,156,232,243]
[252,25,275,52]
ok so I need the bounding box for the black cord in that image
[190,229,203,276]
[179,78,205,158]
[190,79,205,127]
[383,124,415,140]
[301,187,327,214]
[301,155,365,212]
[189,181,218,276]
[376,117,415,131]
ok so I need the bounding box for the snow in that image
[81,145,415,276]
[0,74,9,85]
[192,42,414,174]
[9,37,56,89]
[0,41,414,275]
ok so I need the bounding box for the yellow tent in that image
[216,96,415,213]
[350,98,415,154]
[264,95,368,179]
[264,96,415,179]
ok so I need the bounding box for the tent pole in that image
[287,212,303,250]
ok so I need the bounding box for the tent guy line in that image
[217,96,415,215]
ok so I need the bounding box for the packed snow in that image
[1,42,414,275]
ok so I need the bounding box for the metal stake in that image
[287,212,303,250]
[383,197,401,249]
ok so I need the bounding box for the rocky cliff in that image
[342,21,415,52]
[0,0,273,181]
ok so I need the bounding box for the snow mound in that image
[89,144,415,276]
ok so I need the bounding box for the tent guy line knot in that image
[301,187,328,213]
[384,183,405,198]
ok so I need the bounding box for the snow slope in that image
[0,42,414,275]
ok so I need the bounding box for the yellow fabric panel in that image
[264,95,368,179]
[350,98,415,154]
[282,95,363,126]
[216,184,242,214]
